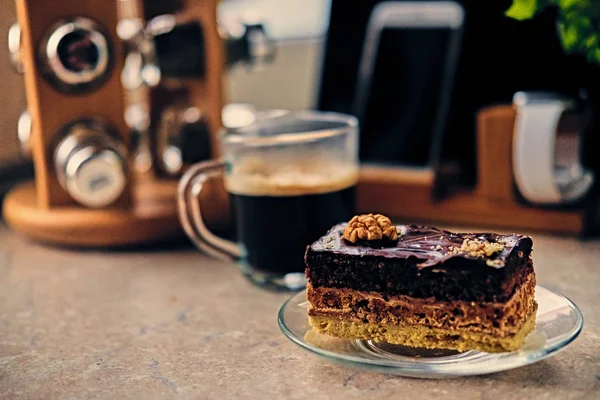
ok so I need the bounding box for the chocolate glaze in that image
[305,224,534,302]
[308,223,532,270]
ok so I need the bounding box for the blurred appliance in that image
[318,0,599,235]
[319,0,600,182]
[512,91,594,206]
[2,0,274,247]
[219,0,330,112]
[352,1,463,172]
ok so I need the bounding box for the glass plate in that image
[278,286,583,379]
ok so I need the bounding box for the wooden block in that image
[15,0,130,208]
[358,163,584,235]
[475,105,516,202]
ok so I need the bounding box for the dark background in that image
[317,0,600,188]
[358,27,453,167]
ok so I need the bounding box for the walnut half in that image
[342,214,398,245]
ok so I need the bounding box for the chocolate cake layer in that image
[307,262,537,337]
[305,224,533,302]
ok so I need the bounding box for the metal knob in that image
[118,17,160,89]
[18,110,32,157]
[39,17,112,93]
[8,23,23,73]
[118,14,206,88]
[156,105,212,176]
[150,15,206,79]
[221,19,276,69]
[118,14,276,89]
[124,104,153,173]
[54,120,127,208]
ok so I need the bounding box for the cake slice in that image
[304,214,537,353]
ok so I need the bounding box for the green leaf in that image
[585,35,598,50]
[505,0,600,67]
[558,0,582,9]
[593,48,600,64]
[558,19,582,52]
[505,0,539,20]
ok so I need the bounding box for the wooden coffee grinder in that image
[2,0,229,247]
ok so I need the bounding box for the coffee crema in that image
[225,165,359,197]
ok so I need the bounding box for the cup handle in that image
[177,160,242,262]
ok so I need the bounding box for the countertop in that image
[0,223,599,399]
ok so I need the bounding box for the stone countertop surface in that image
[0,223,599,400]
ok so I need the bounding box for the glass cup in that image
[178,111,359,291]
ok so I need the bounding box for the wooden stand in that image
[358,104,586,235]
[3,177,182,247]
